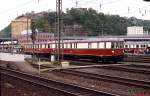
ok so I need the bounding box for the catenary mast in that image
[56,0,62,62]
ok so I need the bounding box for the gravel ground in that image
[0,74,72,96]
[116,65,150,71]
[74,67,150,81]
[1,60,150,96]
[0,60,38,74]
[42,71,150,96]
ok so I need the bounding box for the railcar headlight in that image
[112,50,114,53]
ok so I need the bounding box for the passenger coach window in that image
[42,44,45,48]
[75,43,77,48]
[106,42,111,49]
[111,42,114,48]
[88,43,91,48]
[136,45,139,48]
[48,44,50,48]
[91,43,97,48]
[77,43,88,48]
[98,42,105,48]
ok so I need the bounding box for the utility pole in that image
[101,24,104,36]
[56,0,62,62]
[27,16,29,43]
[76,0,78,8]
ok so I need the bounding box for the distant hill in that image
[0,8,150,38]
[0,24,11,38]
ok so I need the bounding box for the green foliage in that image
[63,8,150,36]
[0,24,11,38]
[1,8,150,38]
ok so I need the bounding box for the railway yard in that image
[1,54,150,96]
[1,0,150,96]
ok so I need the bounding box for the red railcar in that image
[24,39,124,62]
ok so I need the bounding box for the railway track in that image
[50,68,150,95]
[112,64,150,73]
[55,69,150,89]
[101,65,150,74]
[0,67,116,96]
[124,55,150,63]
[127,64,150,70]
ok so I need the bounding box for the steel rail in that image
[0,67,116,96]
[101,66,150,74]
[129,64,150,69]
[56,69,150,89]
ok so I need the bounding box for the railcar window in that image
[65,43,68,48]
[35,45,37,48]
[115,42,118,48]
[42,44,45,48]
[136,45,139,48]
[131,45,134,48]
[121,42,124,48]
[74,43,77,48]
[118,42,122,48]
[106,42,111,49]
[125,45,128,48]
[46,44,49,48]
[98,42,105,48]
[44,44,46,48]
[68,43,71,48]
[64,43,67,48]
[52,44,55,48]
[111,42,114,48]
[50,44,52,48]
[72,43,75,48]
[48,44,50,48]
[70,43,72,48]
[77,43,88,48]
[91,42,97,48]
[32,45,33,48]
[88,43,91,48]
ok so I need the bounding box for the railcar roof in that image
[24,38,124,44]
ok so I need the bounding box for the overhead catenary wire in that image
[0,0,36,15]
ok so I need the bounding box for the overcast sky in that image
[0,0,150,31]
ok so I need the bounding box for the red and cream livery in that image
[23,38,124,62]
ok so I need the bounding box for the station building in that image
[18,32,54,44]
[127,26,148,36]
[11,16,31,40]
